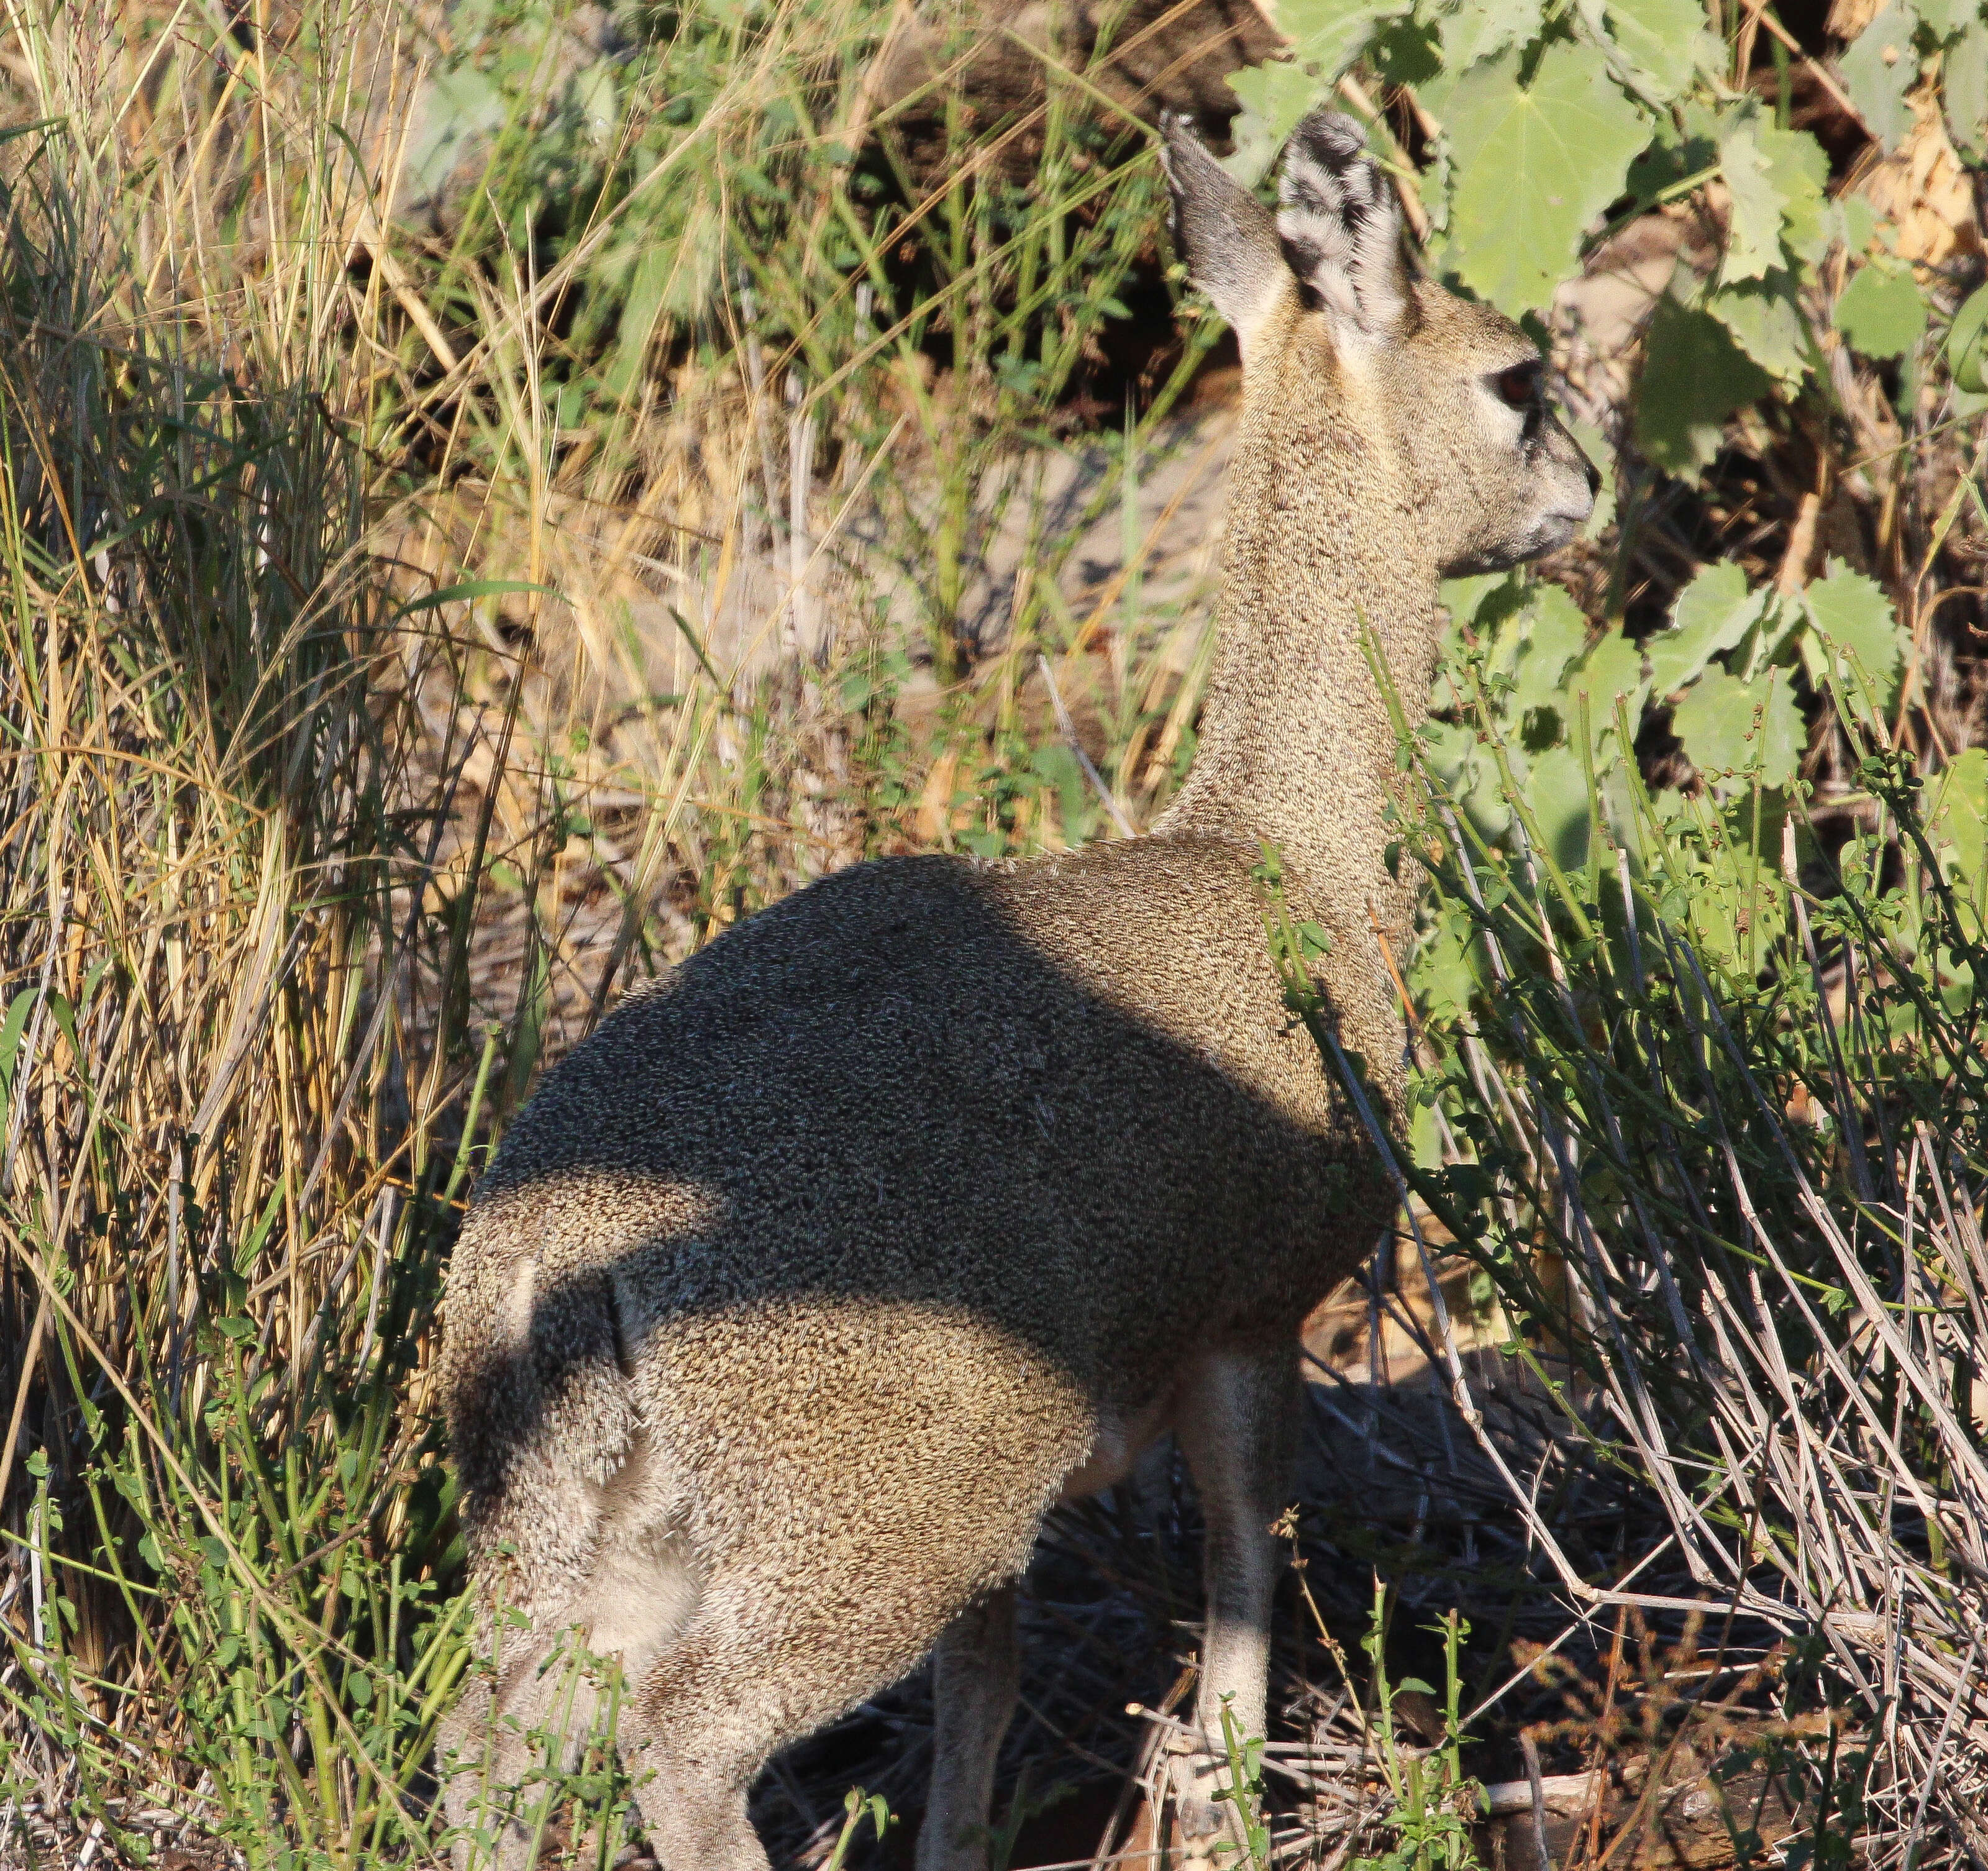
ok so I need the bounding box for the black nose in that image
[1584,458,1602,496]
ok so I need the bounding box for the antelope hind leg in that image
[438,1610,613,1871]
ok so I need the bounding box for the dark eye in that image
[1494,361,1541,409]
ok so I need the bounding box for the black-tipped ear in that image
[1158,112,1287,363]
[1275,109,1413,350]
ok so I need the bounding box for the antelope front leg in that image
[918,1583,1020,1871]
[1172,1346,1299,1860]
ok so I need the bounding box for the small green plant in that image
[824,1785,893,1871]
[1352,1582,1484,1871]
[1210,1693,1275,1870]
[444,1619,642,1871]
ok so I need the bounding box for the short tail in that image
[440,1199,639,1614]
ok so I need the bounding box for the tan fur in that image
[435,109,1595,1871]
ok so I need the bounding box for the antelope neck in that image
[1159,428,1442,937]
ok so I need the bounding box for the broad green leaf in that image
[1946,19,1988,155]
[1754,125,1830,262]
[1566,415,1618,533]
[1708,275,1811,383]
[1717,121,1787,281]
[1570,629,1649,750]
[1441,0,1544,70]
[1948,284,1988,391]
[1441,571,1525,630]
[1224,63,1329,181]
[1512,583,1594,724]
[1917,0,1981,35]
[1421,714,1477,794]
[1278,0,1405,74]
[1649,562,1771,694]
[1840,3,1921,151]
[1835,262,1928,358]
[1929,747,1988,891]
[606,244,677,398]
[1671,670,1802,786]
[1529,744,1595,872]
[1827,193,1881,255]
[1584,0,1713,101]
[1416,901,1482,1021]
[1802,559,1907,711]
[1629,117,1721,202]
[404,62,508,208]
[1635,298,1774,473]
[1735,591,1805,681]
[1444,45,1654,313]
[1425,713,1520,839]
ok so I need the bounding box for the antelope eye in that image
[1494,361,1541,409]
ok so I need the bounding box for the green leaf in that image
[1945,18,1988,155]
[0,988,35,1099]
[1443,45,1654,313]
[1279,0,1406,73]
[1717,121,1788,281]
[1754,125,1830,262]
[1947,284,1988,391]
[394,578,562,619]
[1529,743,1595,870]
[1840,2,1921,151]
[1929,747,1987,890]
[1566,414,1618,532]
[1373,14,1446,89]
[1570,629,1650,752]
[1917,0,1981,34]
[1635,298,1774,474]
[1416,903,1482,1020]
[1583,0,1713,101]
[403,61,509,209]
[1671,670,1802,785]
[1708,275,1810,383]
[605,244,675,399]
[1441,0,1545,70]
[1512,584,1593,721]
[1649,562,1771,694]
[1830,193,1881,255]
[1441,571,1526,632]
[1835,262,1928,358]
[1803,560,1907,711]
[1224,62,1331,184]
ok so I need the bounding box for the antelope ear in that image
[1158,112,1287,363]
[1275,109,1413,352]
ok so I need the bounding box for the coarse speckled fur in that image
[436,107,1595,1871]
